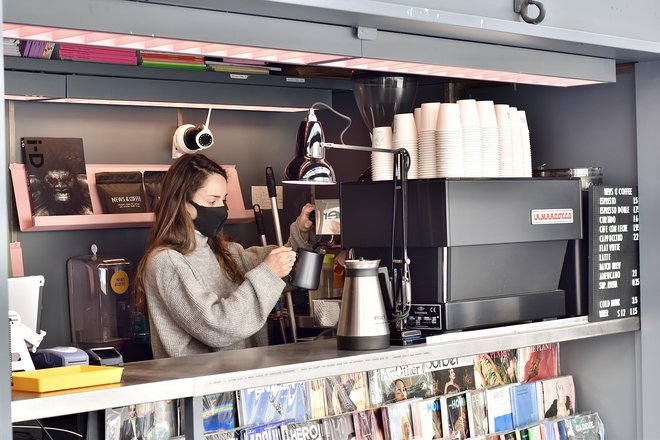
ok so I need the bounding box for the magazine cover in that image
[435,364,476,395]
[525,425,542,439]
[352,408,384,440]
[441,392,469,440]
[21,137,93,216]
[236,382,310,427]
[240,420,289,440]
[516,343,560,383]
[509,383,541,429]
[541,376,576,419]
[466,389,488,437]
[282,419,324,440]
[410,397,443,440]
[319,372,370,417]
[309,379,327,419]
[557,412,604,440]
[205,429,241,440]
[322,414,356,440]
[474,350,519,389]
[381,399,414,440]
[485,385,514,434]
[368,357,474,406]
[203,391,236,433]
[105,400,179,440]
[541,420,560,440]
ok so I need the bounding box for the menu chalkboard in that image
[588,186,640,321]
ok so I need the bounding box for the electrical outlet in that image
[251,186,283,210]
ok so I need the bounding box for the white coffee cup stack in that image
[435,103,464,178]
[476,100,500,178]
[494,104,513,177]
[371,126,394,181]
[508,106,524,177]
[518,110,532,177]
[458,99,482,177]
[417,102,441,179]
[392,113,419,179]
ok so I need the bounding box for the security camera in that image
[172,108,215,158]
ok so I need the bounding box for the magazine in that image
[21,137,93,216]
[310,372,370,418]
[474,350,519,389]
[352,408,384,440]
[381,399,414,440]
[541,376,576,419]
[410,397,443,440]
[105,400,179,440]
[322,414,356,440]
[236,382,310,427]
[203,391,236,433]
[516,343,560,383]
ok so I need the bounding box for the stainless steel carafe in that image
[336,259,391,350]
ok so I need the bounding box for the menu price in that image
[588,186,640,322]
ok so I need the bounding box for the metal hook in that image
[514,0,546,25]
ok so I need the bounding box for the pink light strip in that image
[39,97,309,112]
[318,58,602,87]
[2,23,346,66]
[2,23,604,87]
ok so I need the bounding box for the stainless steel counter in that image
[11,316,639,423]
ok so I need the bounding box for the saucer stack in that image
[458,99,482,177]
[495,104,513,177]
[371,126,394,181]
[477,100,500,178]
[435,103,464,177]
[392,113,419,179]
[417,102,440,179]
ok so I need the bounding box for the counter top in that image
[11,316,639,422]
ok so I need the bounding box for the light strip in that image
[3,23,607,87]
[2,23,347,65]
[317,58,602,87]
[3,94,51,101]
[35,97,308,112]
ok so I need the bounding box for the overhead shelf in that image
[9,163,254,231]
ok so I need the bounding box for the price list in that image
[588,186,640,321]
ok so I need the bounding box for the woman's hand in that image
[264,246,297,278]
[296,203,315,233]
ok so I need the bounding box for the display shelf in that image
[10,316,639,423]
[9,163,254,231]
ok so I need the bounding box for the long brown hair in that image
[134,154,244,312]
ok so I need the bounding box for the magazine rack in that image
[9,163,253,231]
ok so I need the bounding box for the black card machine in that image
[85,347,124,366]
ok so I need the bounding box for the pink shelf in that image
[9,163,254,232]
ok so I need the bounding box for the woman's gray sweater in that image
[144,223,309,358]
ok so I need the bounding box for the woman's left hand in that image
[296,203,315,233]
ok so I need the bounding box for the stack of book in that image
[17,40,55,59]
[56,43,137,65]
[205,57,282,75]
[140,51,206,70]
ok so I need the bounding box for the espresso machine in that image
[340,177,582,331]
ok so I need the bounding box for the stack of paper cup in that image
[413,107,422,135]
[508,107,524,177]
[392,113,418,179]
[494,104,513,177]
[518,110,532,177]
[458,99,482,177]
[477,101,500,178]
[418,102,440,178]
[371,126,394,181]
[435,103,464,177]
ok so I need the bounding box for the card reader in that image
[86,347,124,366]
[32,346,89,368]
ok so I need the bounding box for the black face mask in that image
[190,201,229,238]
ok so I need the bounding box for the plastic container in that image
[12,365,124,393]
[66,244,135,348]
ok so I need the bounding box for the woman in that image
[134,154,314,358]
[443,368,461,394]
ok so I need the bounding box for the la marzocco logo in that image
[530,209,574,225]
